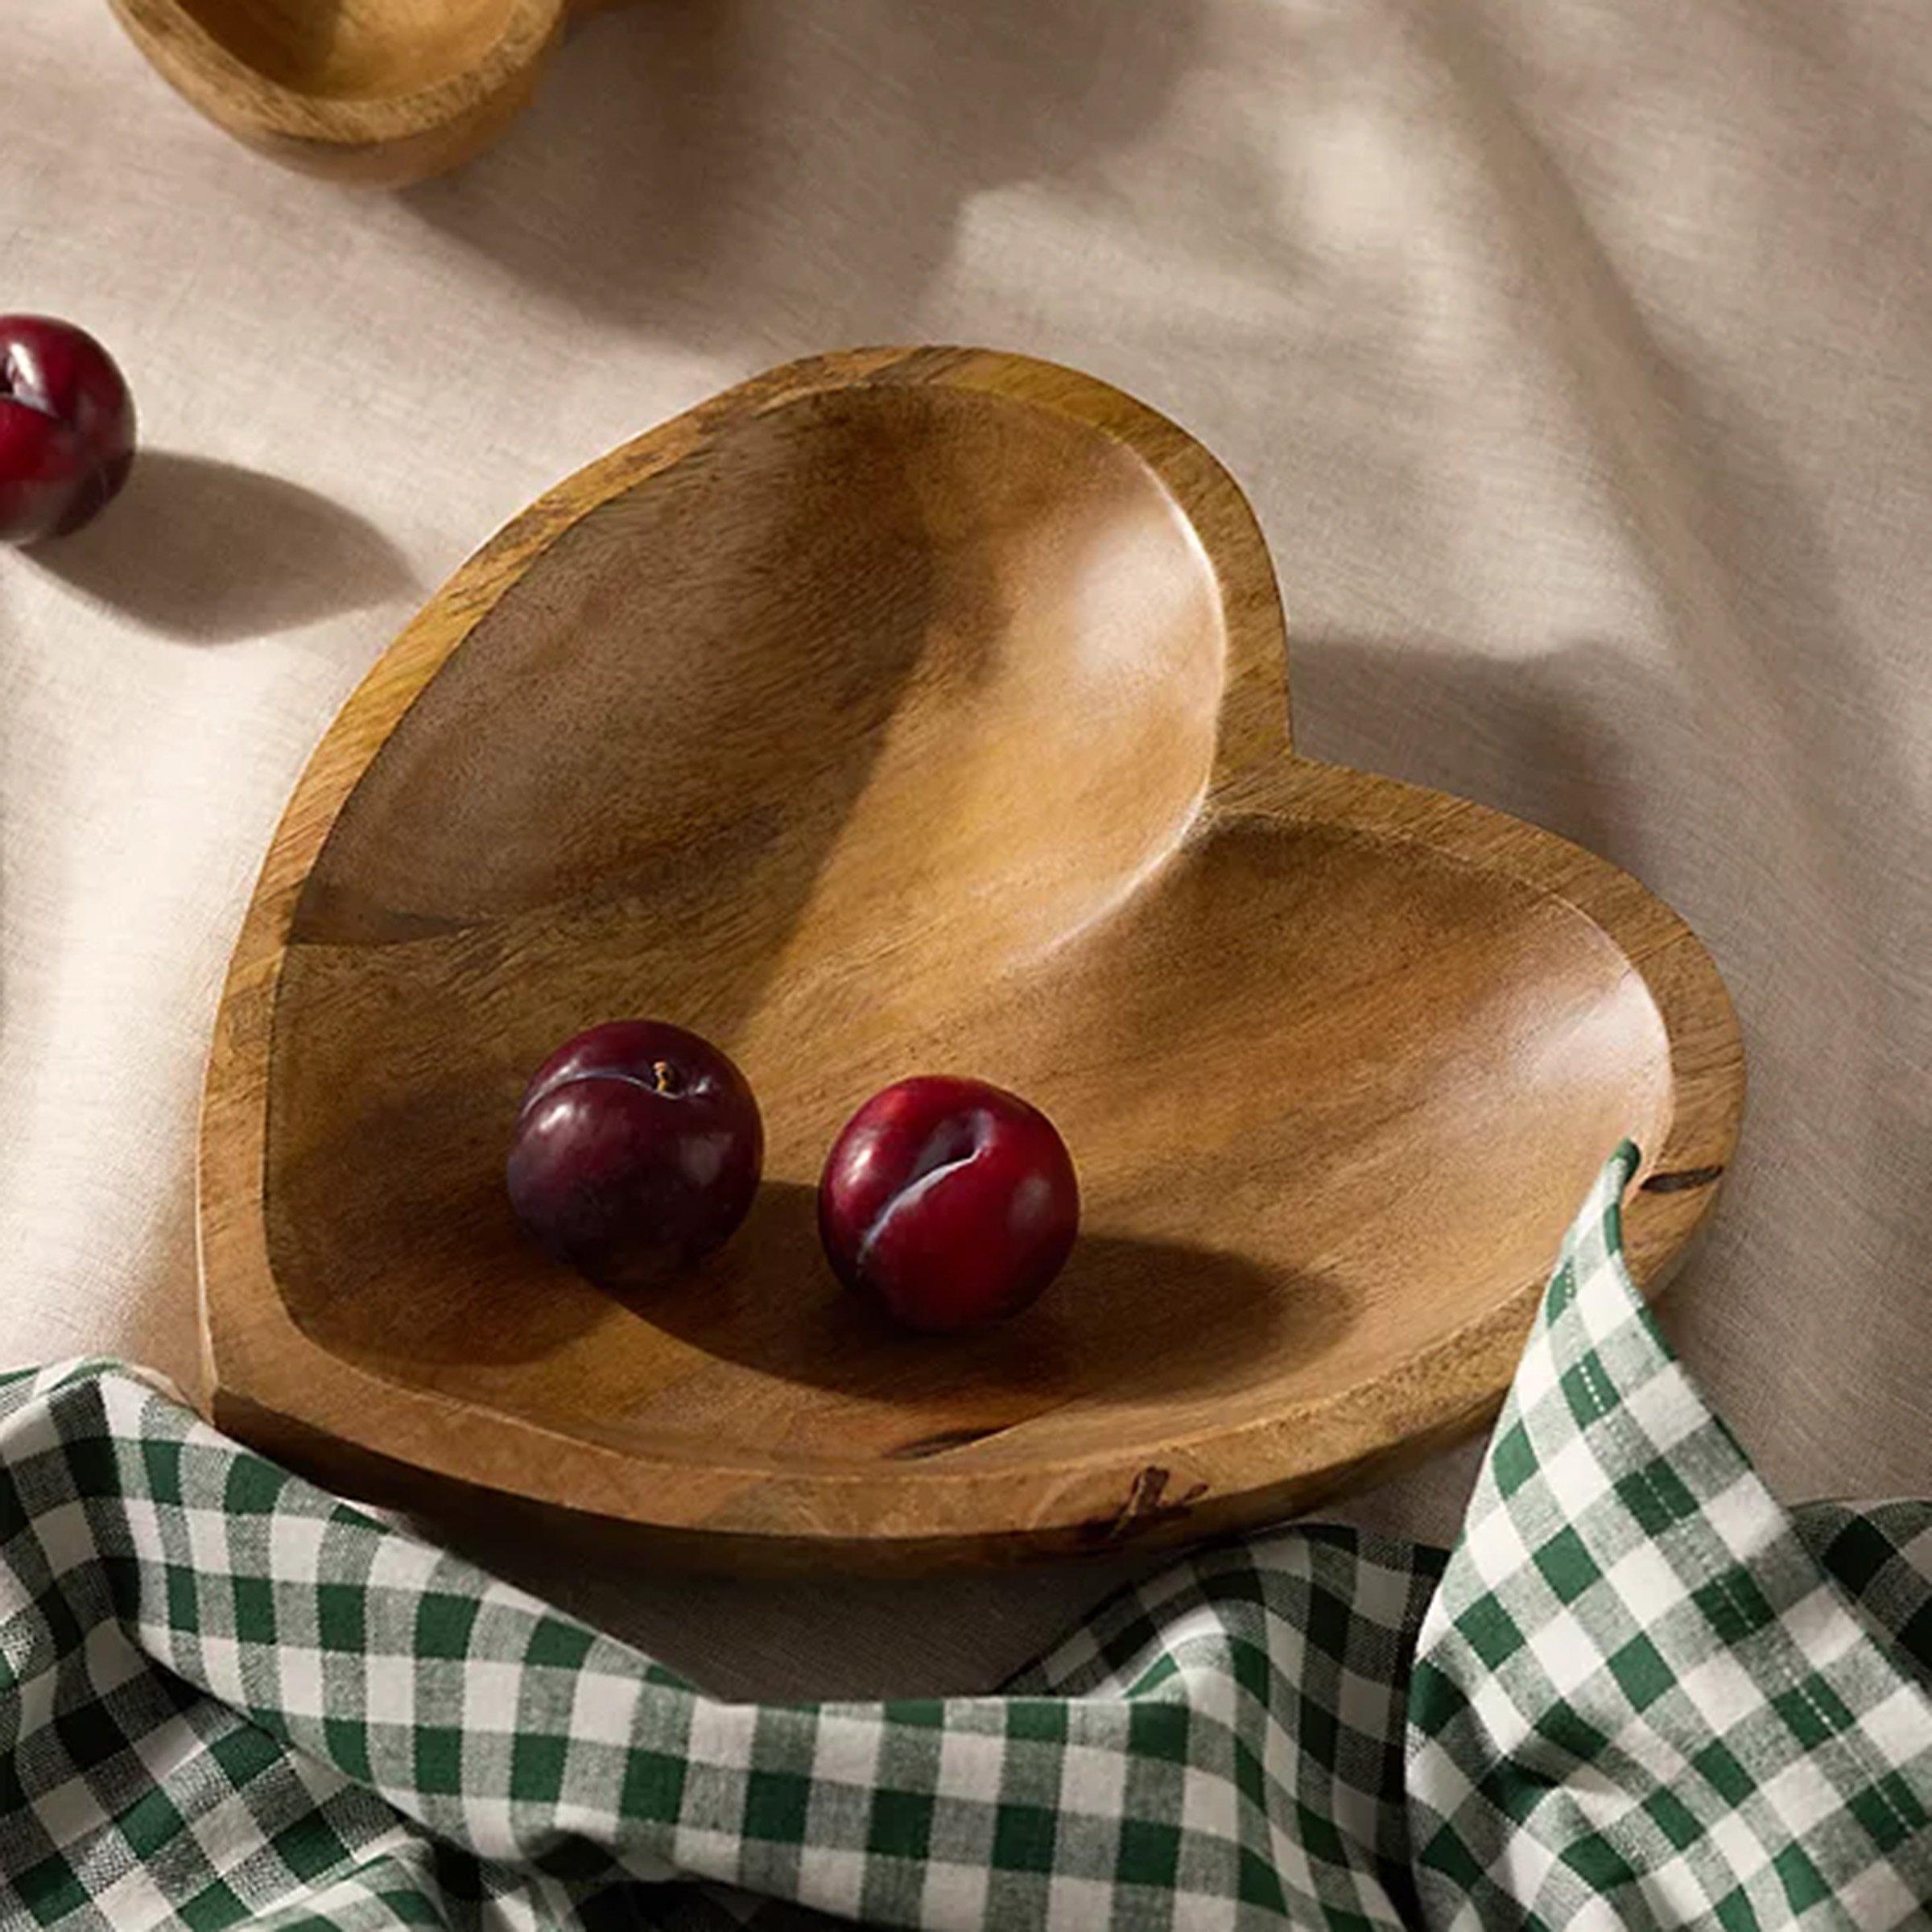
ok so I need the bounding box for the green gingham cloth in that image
[4,1146,1930,1930]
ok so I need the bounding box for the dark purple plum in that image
[0,316,136,544]
[506,1021,762,1282]
[818,1075,1080,1333]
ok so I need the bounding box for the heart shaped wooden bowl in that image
[200,347,1743,1571]
[109,0,625,185]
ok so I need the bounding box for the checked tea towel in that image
[3,1144,1930,1928]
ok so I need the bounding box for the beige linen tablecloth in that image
[5,0,1929,1699]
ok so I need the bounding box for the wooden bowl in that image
[108,0,625,185]
[200,347,1743,1570]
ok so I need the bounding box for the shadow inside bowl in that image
[608,1180,1342,1422]
[286,1169,1340,1465]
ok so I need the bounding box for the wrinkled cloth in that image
[5,1152,1930,1929]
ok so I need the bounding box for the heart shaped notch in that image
[200,348,1743,1570]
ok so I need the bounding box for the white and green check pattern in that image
[3,1146,1930,1928]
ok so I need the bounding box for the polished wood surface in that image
[107,0,625,184]
[199,346,1744,1569]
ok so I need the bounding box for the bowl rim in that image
[107,0,561,147]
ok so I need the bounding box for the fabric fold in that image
[3,1150,1930,1929]
[1408,1146,1932,1928]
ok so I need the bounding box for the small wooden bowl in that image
[200,348,1743,1570]
[108,0,623,185]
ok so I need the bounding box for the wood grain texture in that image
[198,346,1745,1570]
[106,0,625,184]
